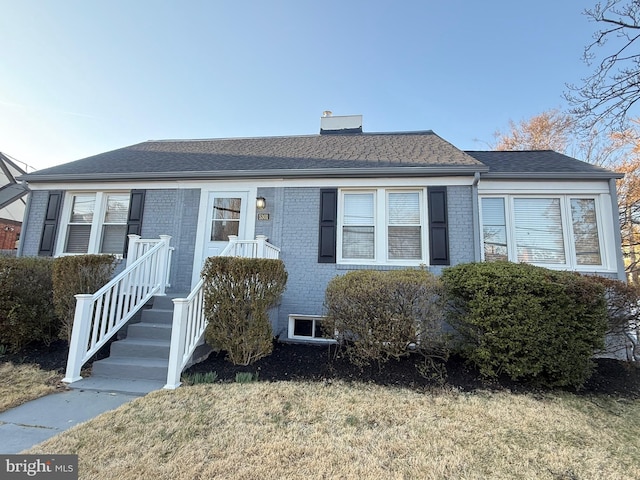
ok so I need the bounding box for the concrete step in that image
[151,294,189,310]
[91,356,168,381]
[140,308,173,325]
[109,338,170,359]
[127,322,172,341]
[68,377,165,395]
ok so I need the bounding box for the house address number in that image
[258,213,270,220]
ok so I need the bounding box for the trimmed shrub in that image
[202,256,287,366]
[442,261,607,388]
[0,256,59,351]
[52,254,117,341]
[325,269,447,367]
[581,275,640,362]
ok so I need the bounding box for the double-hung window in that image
[62,192,130,255]
[480,195,604,269]
[339,189,425,264]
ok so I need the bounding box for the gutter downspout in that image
[471,172,482,262]
[15,182,30,257]
[609,178,627,281]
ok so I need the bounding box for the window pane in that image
[388,192,420,225]
[388,226,421,259]
[342,226,374,259]
[293,319,313,337]
[571,198,602,265]
[104,195,129,223]
[70,195,95,223]
[514,198,565,264]
[100,225,127,254]
[211,197,242,241]
[344,193,374,225]
[65,225,91,253]
[213,198,241,220]
[212,220,239,241]
[482,198,508,261]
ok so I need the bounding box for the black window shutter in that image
[123,189,146,258]
[428,186,449,265]
[38,191,63,256]
[318,189,337,263]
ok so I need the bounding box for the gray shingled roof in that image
[21,131,487,183]
[465,150,623,179]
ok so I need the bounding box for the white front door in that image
[203,191,249,259]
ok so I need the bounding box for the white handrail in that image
[63,235,173,383]
[164,278,206,389]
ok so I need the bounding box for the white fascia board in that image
[25,175,478,191]
[478,178,611,195]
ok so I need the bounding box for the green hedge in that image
[325,269,447,367]
[0,257,59,351]
[202,256,287,366]
[442,261,607,388]
[52,254,117,341]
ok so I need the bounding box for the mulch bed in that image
[3,340,640,398]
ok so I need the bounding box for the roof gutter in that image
[19,165,489,184]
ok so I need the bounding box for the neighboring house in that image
[0,153,28,253]
[15,114,626,386]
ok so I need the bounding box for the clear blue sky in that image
[0,1,601,170]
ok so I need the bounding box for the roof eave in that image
[20,165,488,183]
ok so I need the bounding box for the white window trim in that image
[56,191,130,257]
[337,188,428,266]
[480,194,608,271]
[288,314,337,343]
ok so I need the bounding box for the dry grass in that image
[0,362,61,413]
[27,381,640,479]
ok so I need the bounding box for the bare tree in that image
[493,110,575,152]
[566,0,640,131]
[492,109,619,166]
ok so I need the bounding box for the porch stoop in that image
[69,294,188,395]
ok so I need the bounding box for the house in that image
[0,152,28,254]
[16,114,626,388]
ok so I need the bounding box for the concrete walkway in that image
[0,379,164,454]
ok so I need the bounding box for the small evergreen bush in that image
[0,256,59,351]
[325,269,447,367]
[442,261,607,388]
[202,256,287,366]
[52,254,117,341]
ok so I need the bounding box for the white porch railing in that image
[62,235,173,383]
[221,235,280,259]
[164,278,206,389]
[163,235,280,389]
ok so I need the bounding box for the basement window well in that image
[288,315,336,343]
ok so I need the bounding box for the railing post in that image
[227,235,238,256]
[165,298,189,389]
[156,235,172,295]
[256,235,267,258]
[126,235,141,268]
[62,294,94,384]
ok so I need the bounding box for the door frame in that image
[192,186,257,288]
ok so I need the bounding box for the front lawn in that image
[0,362,61,413]
[27,381,640,479]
